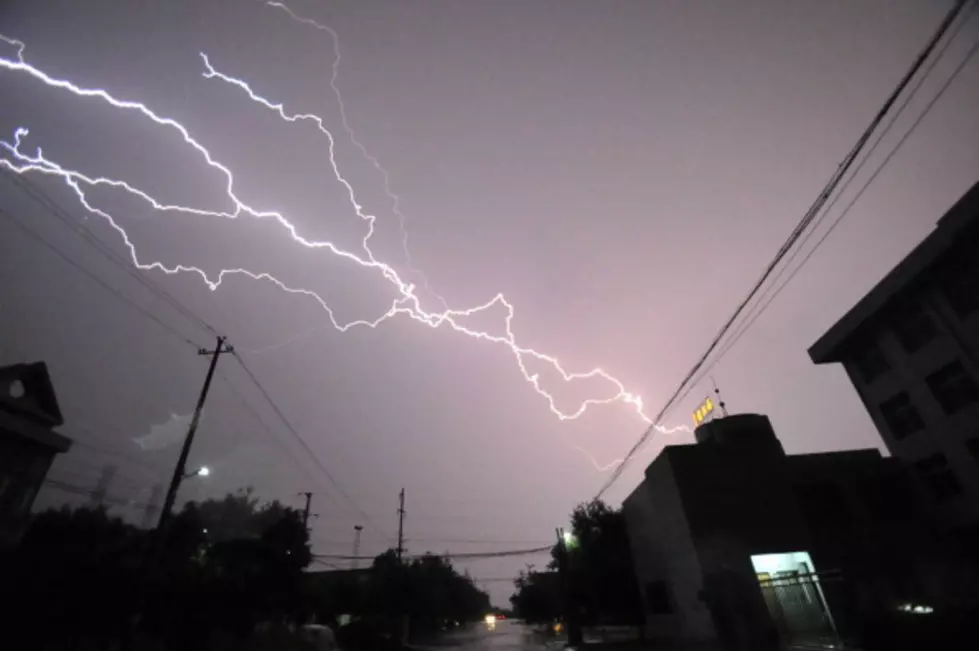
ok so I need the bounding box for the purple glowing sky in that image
[1,0,977,603]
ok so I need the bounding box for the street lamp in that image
[184,465,210,479]
[562,530,576,548]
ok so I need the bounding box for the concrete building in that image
[809,180,979,537]
[623,413,944,649]
[0,362,72,544]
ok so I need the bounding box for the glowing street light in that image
[562,531,576,548]
[184,465,210,479]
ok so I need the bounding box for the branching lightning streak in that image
[0,31,688,471]
[259,1,442,305]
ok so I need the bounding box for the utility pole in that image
[142,484,163,530]
[155,336,233,533]
[555,527,583,647]
[353,525,364,569]
[299,491,313,529]
[396,488,408,645]
[396,488,406,562]
[90,464,117,508]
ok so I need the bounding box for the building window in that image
[926,360,979,415]
[645,581,672,614]
[913,453,962,502]
[891,300,938,354]
[937,252,979,318]
[878,392,925,440]
[851,342,890,383]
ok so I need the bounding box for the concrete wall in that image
[668,443,811,568]
[624,454,716,643]
[842,278,979,528]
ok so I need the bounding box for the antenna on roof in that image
[711,376,728,417]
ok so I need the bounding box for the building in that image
[0,362,73,544]
[623,413,946,649]
[808,180,979,536]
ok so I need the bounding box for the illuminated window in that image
[878,392,924,440]
[926,360,979,415]
[851,342,890,383]
[891,300,937,354]
[913,453,962,502]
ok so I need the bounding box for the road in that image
[415,620,564,651]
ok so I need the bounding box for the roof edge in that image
[809,180,979,364]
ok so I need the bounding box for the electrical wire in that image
[0,203,200,349]
[662,1,979,427]
[53,458,150,489]
[42,476,150,510]
[595,0,971,500]
[687,30,979,399]
[71,438,167,479]
[231,350,388,536]
[3,171,218,338]
[313,544,552,562]
[406,537,554,546]
[218,369,345,510]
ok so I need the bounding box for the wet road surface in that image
[415,620,563,651]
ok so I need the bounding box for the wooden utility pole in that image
[90,464,117,508]
[155,336,233,532]
[396,488,406,562]
[353,525,364,569]
[299,491,314,529]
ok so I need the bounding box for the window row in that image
[877,360,979,440]
[905,440,979,504]
[850,255,978,386]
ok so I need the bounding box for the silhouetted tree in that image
[0,506,147,648]
[563,500,644,625]
[2,489,311,651]
[510,500,643,626]
[330,548,488,643]
[510,566,561,623]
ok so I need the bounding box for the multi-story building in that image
[622,412,945,649]
[808,180,979,536]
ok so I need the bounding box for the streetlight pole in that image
[555,527,583,647]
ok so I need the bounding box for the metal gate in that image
[757,570,842,648]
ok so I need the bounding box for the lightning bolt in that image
[0,30,689,472]
[262,0,444,309]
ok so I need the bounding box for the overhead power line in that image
[232,351,387,536]
[42,476,149,510]
[3,171,218,338]
[406,537,554,545]
[697,28,979,393]
[673,0,979,416]
[595,0,971,500]
[313,544,553,562]
[0,202,200,349]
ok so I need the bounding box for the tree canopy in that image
[509,500,643,625]
[309,548,491,638]
[0,489,312,650]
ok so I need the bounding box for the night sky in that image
[1,0,977,605]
